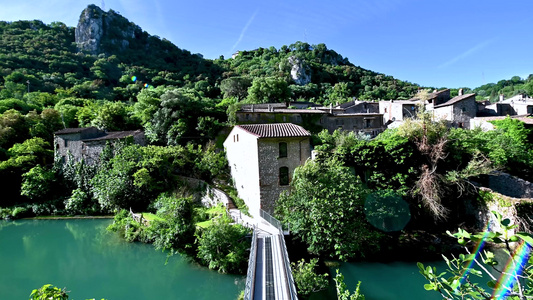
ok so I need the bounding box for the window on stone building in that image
[64,139,68,147]
[279,167,289,185]
[279,142,287,158]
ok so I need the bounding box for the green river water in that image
[0,219,245,300]
[0,219,449,300]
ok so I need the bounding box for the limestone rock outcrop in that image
[287,56,311,86]
[75,4,138,55]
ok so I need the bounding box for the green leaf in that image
[424,283,435,291]
[502,218,511,226]
[487,280,497,289]
[516,232,533,247]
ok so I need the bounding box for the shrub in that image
[196,219,250,274]
[11,206,31,219]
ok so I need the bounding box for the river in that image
[0,219,245,300]
[0,219,453,300]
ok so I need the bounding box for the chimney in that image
[458,88,463,96]
[251,104,254,112]
[499,94,504,102]
[329,103,333,114]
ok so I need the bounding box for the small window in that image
[279,142,287,158]
[279,167,289,186]
[365,119,371,128]
[64,139,68,147]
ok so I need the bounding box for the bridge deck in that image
[251,219,295,300]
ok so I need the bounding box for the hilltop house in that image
[224,123,311,216]
[54,127,145,164]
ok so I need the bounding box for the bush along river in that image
[0,219,244,299]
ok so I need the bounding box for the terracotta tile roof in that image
[237,123,311,138]
[54,127,97,135]
[83,130,144,142]
[434,93,476,108]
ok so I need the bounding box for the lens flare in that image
[492,241,531,299]
[131,76,137,82]
[144,83,149,88]
[457,223,491,289]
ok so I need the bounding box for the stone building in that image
[379,89,477,128]
[379,100,419,127]
[430,92,477,128]
[54,127,145,164]
[236,102,384,137]
[224,123,311,216]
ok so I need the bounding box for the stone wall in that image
[257,137,310,214]
[488,172,533,199]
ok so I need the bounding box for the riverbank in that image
[28,215,114,220]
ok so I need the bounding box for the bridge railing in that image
[244,225,258,300]
[260,209,298,300]
[260,209,281,230]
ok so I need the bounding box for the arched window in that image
[279,142,287,158]
[279,167,289,186]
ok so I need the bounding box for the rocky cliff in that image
[287,56,311,85]
[75,4,138,55]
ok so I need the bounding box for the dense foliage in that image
[291,258,329,298]
[107,194,251,274]
[473,75,533,102]
[278,110,533,260]
[276,156,384,260]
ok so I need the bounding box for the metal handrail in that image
[260,209,282,230]
[243,225,258,300]
[278,230,298,300]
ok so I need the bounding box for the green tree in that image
[196,218,250,274]
[29,284,68,300]
[21,165,56,202]
[245,77,291,105]
[276,156,383,260]
[291,258,329,298]
[219,76,252,100]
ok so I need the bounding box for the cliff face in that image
[287,56,311,86]
[75,4,137,55]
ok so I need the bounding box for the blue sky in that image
[1,0,533,89]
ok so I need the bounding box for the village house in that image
[480,94,533,116]
[379,89,477,128]
[54,127,145,164]
[429,90,477,128]
[224,123,311,216]
[379,100,419,127]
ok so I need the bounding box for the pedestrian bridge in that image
[230,209,298,300]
